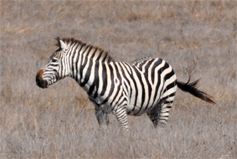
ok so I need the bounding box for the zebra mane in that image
[56,37,84,47]
[56,37,114,62]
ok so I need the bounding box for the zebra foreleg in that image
[114,108,130,135]
[95,106,109,130]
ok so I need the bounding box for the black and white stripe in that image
[36,37,215,133]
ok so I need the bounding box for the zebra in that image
[36,37,215,133]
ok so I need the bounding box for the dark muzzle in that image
[36,69,48,88]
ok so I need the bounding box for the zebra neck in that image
[78,59,108,98]
[80,44,113,63]
[70,44,112,79]
[69,43,114,97]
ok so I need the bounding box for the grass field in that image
[1,1,236,158]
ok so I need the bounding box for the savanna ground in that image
[0,1,236,158]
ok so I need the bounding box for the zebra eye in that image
[51,59,58,63]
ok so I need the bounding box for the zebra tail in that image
[177,79,216,104]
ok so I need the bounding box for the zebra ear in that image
[59,40,67,51]
[55,37,67,51]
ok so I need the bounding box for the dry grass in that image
[1,1,236,158]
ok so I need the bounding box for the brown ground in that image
[1,1,236,158]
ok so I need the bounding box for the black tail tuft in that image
[177,78,216,104]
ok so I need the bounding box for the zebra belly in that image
[126,103,154,116]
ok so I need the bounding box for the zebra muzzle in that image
[36,69,48,88]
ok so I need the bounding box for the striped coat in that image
[36,37,215,133]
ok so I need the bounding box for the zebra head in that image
[36,37,71,88]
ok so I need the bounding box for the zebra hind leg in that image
[147,104,160,128]
[157,99,174,127]
[147,98,174,128]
